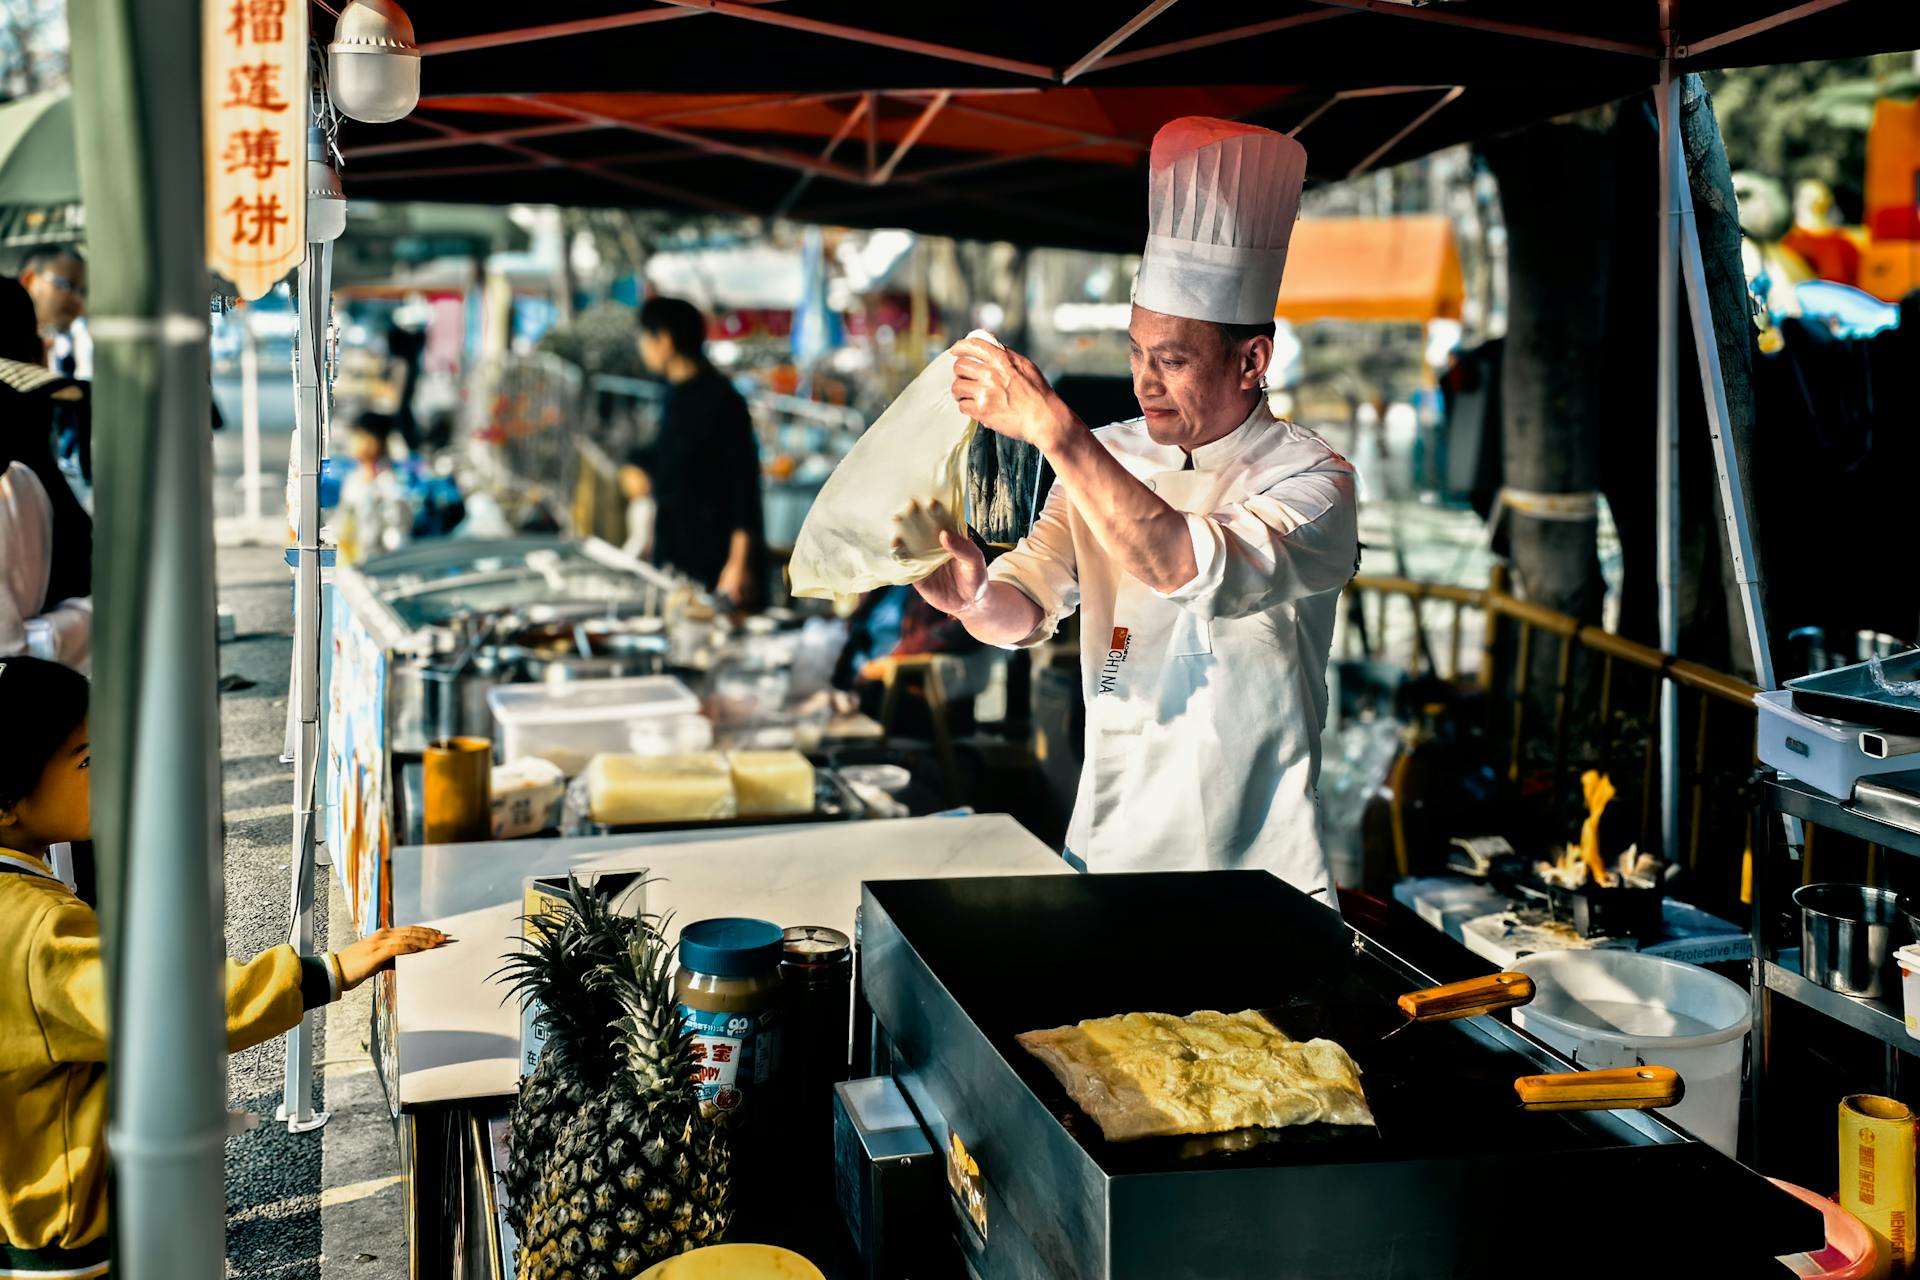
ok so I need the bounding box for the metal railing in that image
[1341,566,1759,891]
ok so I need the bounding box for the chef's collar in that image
[0,849,57,879]
[1173,400,1274,471]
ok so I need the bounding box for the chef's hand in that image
[951,336,1076,452]
[334,926,451,992]
[715,558,750,606]
[894,499,988,616]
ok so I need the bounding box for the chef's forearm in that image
[955,582,1044,646]
[1044,429,1197,593]
[724,528,750,571]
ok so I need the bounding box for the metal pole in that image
[1655,22,1683,864]
[1672,105,1777,690]
[280,236,332,1133]
[69,0,228,1270]
[241,308,263,524]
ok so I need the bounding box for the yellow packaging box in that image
[518,870,648,1077]
[1841,1094,1918,1278]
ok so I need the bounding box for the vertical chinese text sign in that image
[205,0,308,299]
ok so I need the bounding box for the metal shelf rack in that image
[1750,774,1920,1160]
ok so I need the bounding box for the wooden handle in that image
[1514,1066,1684,1112]
[1396,972,1536,1024]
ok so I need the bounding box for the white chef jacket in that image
[0,462,91,671]
[987,405,1358,899]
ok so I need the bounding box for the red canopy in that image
[335,2,1920,251]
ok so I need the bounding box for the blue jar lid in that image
[678,917,784,978]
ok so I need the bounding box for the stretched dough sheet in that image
[1016,1009,1374,1143]
[788,333,996,610]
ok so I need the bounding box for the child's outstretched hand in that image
[336,926,451,991]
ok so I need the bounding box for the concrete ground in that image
[213,379,408,1280]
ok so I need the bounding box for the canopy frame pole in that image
[893,141,1101,183]
[1681,0,1856,58]
[279,234,332,1134]
[510,94,869,184]
[1084,10,1347,73]
[1061,0,1184,83]
[865,91,878,176]
[887,93,1149,152]
[1306,0,1659,57]
[402,112,748,213]
[70,0,229,1267]
[416,3,725,57]
[1674,104,1776,690]
[653,0,1056,80]
[1347,84,1462,177]
[345,119,606,160]
[872,90,951,185]
[1287,96,1340,139]
[1656,19,1683,863]
[648,90,856,124]
[773,93,873,218]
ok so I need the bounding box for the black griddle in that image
[860,871,1821,1280]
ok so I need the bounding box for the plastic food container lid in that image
[1897,944,1920,974]
[782,925,851,965]
[488,676,699,726]
[638,1243,824,1280]
[678,917,785,977]
[838,763,911,794]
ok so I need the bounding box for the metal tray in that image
[582,766,862,836]
[1789,648,1920,733]
[1854,770,1920,838]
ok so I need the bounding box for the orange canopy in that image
[1275,215,1464,324]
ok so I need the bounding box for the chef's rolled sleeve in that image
[1156,462,1358,622]
[984,481,1079,649]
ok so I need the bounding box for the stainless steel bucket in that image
[420,650,518,742]
[1795,883,1908,998]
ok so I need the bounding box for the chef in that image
[908,117,1358,901]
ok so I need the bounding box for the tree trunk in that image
[1480,116,1614,629]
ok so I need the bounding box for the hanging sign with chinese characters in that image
[205,0,307,299]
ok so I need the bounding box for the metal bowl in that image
[1794,883,1908,998]
[1901,896,1920,952]
[501,618,670,682]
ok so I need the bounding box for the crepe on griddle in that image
[1016,1009,1374,1143]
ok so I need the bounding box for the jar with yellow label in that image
[674,917,785,1128]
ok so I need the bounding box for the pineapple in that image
[494,878,641,1242]
[508,896,734,1279]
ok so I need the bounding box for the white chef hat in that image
[1132,116,1307,325]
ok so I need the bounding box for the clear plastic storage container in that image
[488,676,702,776]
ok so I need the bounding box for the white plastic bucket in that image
[1511,950,1750,1156]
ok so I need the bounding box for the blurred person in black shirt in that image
[629,296,766,607]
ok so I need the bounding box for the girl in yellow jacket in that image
[0,657,448,1276]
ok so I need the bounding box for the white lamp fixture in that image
[307,128,347,243]
[327,0,419,124]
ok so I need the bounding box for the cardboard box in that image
[517,870,649,1078]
